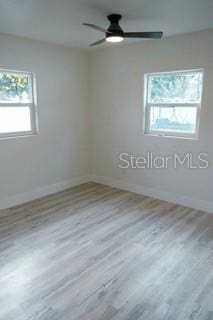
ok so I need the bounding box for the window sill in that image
[0,132,38,141]
[144,132,198,141]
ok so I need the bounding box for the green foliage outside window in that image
[149,72,203,104]
[0,72,30,102]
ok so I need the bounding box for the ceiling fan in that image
[83,14,163,46]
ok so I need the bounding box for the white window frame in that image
[143,69,204,139]
[0,68,38,139]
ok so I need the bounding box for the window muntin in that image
[144,69,204,138]
[0,69,37,138]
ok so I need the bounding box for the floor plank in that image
[0,182,212,320]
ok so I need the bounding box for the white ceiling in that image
[0,0,213,49]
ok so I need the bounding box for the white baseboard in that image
[1,174,212,214]
[91,175,213,214]
[0,175,92,211]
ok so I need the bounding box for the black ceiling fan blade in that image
[123,32,163,39]
[90,38,106,46]
[82,23,112,34]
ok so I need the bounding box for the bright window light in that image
[0,107,31,134]
[0,69,37,138]
[144,69,204,139]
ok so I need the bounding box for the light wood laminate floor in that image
[0,182,213,320]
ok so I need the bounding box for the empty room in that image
[0,0,213,319]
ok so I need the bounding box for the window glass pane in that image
[149,106,197,134]
[0,71,31,103]
[148,71,203,104]
[0,107,31,134]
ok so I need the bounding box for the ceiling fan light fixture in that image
[106,35,124,43]
[83,13,163,46]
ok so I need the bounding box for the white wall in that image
[1,30,212,212]
[0,34,90,206]
[89,29,213,211]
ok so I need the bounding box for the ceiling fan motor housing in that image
[107,14,124,36]
[83,13,163,46]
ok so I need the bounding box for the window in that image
[144,69,204,138]
[0,69,37,138]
